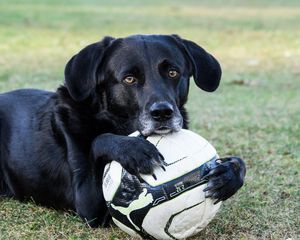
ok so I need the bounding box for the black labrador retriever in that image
[0,34,246,227]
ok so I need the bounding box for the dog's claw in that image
[152,173,157,180]
[160,164,166,171]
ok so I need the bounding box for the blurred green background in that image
[0,0,299,239]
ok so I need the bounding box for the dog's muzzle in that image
[139,101,183,136]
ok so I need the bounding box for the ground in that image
[0,0,299,239]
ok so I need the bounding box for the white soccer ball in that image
[102,129,221,240]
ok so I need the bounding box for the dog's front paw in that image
[113,136,164,177]
[203,157,246,203]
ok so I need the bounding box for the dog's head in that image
[64,35,221,136]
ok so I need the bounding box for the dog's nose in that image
[150,102,174,122]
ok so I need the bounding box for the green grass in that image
[0,0,299,239]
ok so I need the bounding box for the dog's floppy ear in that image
[172,35,221,92]
[64,36,115,101]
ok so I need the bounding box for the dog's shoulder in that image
[55,86,126,139]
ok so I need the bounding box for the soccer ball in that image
[102,129,221,240]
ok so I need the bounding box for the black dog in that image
[0,34,246,227]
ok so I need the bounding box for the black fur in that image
[0,34,245,227]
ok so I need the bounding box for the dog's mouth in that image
[142,125,179,136]
[154,126,173,135]
[154,126,177,134]
[138,114,183,136]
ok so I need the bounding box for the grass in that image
[0,0,299,239]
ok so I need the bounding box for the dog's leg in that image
[84,133,163,227]
[91,133,164,177]
[73,174,111,227]
[62,133,110,227]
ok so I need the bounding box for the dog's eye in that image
[168,70,179,79]
[123,76,137,85]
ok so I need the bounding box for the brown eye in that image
[123,76,137,85]
[168,70,179,78]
